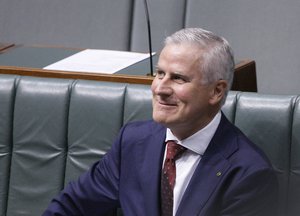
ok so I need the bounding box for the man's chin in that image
[153,114,174,127]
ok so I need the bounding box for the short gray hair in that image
[165,28,235,104]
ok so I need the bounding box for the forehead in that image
[157,43,203,74]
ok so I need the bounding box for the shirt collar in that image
[165,111,221,155]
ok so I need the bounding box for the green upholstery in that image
[8,77,72,215]
[0,74,299,216]
[123,84,153,124]
[289,96,300,215]
[65,81,126,184]
[234,93,295,216]
[0,76,16,216]
[221,91,239,123]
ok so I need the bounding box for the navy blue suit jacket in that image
[43,114,278,216]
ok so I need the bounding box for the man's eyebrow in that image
[155,66,165,75]
[170,71,192,81]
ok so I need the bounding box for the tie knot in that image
[165,141,186,160]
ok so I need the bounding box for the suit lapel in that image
[176,114,238,216]
[176,152,231,216]
[138,122,166,216]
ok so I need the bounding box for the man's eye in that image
[173,75,186,83]
[174,75,183,80]
[155,71,165,79]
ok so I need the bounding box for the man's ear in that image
[209,80,228,105]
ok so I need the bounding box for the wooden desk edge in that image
[234,59,255,70]
[0,59,257,90]
[0,66,154,85]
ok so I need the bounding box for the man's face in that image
[151,43,221,139]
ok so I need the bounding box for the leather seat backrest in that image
[7,76,73,215]
[288,96,300,216]
[221,91,239,123]
[1,74,299,216]
[123,84,153,124]
[0,75,17,216]
[65,80,127,184]
[234,92,296,216]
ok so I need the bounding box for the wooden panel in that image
[232,60,257,92]
[0,45,257,90]
[0,66,154,85]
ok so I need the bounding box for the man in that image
[43,28,278,216]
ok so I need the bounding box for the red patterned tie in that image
[161,140,186,216]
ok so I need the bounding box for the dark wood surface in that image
[0,45,257,90]
[232,59,257,92]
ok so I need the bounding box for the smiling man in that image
[43,28,278,216]
[152,41,226,140]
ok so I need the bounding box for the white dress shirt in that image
[164,111,221,215]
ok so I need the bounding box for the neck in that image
[171,110,220,140]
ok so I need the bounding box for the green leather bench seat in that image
[0,74,299,216]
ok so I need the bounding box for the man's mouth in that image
[157,100,177,107]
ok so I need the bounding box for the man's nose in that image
[154,77,173,95]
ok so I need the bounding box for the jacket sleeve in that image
[42,125,127,216]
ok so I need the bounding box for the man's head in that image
[151,28,235,140]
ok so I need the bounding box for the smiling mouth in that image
[157,100,177,107]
